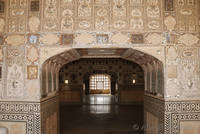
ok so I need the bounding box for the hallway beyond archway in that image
[41,48,164,134]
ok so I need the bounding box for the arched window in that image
[89,74,111,94]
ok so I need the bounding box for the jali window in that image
[90,74,111,91]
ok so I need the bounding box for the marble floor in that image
[60,95,144,134]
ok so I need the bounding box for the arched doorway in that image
[41,48,164,134]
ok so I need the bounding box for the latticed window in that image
[90,74,111,91]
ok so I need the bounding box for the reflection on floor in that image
[83,94,116,104]
[60,95,144,134]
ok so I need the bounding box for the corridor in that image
[60,95,144,134]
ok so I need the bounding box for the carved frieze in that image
[75,33,95,44]
[40,34,59,45]
[5,35,26,46]
[131,34,144,44]
[178,34,199,46]
[61,34,74,45]
[96,34,109,44]
[146,33,164,45]
[110,33,129,44]
[28,34,39,44]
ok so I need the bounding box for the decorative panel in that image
[0,102,41,134]
[175,0,198,32]
[8,0,28,32]
[43,0,60,32]
[60,0,75,31]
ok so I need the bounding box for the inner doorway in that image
[41,48,164,134]
[59,57,145,134]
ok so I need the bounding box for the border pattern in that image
[0,102,41,134]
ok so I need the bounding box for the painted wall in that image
[0,0,199,134]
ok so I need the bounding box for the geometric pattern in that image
[145,96,200,134]
[0,101,41,134]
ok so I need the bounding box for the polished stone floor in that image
[60,95,144,134]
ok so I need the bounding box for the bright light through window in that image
[90,74,111,91]
[65,80,69,84]
[133,79,136,84]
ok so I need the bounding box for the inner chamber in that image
[59,58,144,134]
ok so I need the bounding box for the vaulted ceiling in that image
[46,48,160,68]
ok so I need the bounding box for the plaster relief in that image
[7,63,24,98]
[147,20,160,30]
[61,17,74,31]
[78,20,91,29]
[5,35,26,46]
[131,8,142,17]
[178,34,199,46]
[168,65,177,78]
[110,33,129,44]
[75,33,95,44]
[147,5,160,18]
[166,47,178,61]
[44,0,57,18]
[113,20,126,29]
[113,0,126,17]
[29,16,40,32]
[146,33,164,45]
[10,9,25,16]
[78,3,91,17]
[0,18,5,33]
[27,45,39,63]
[44,18,59,31]
[40,34,59,45]
[95,17,109,30]
[164,16,176,31]
[130,18,144,30]
[95,0,109,4]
